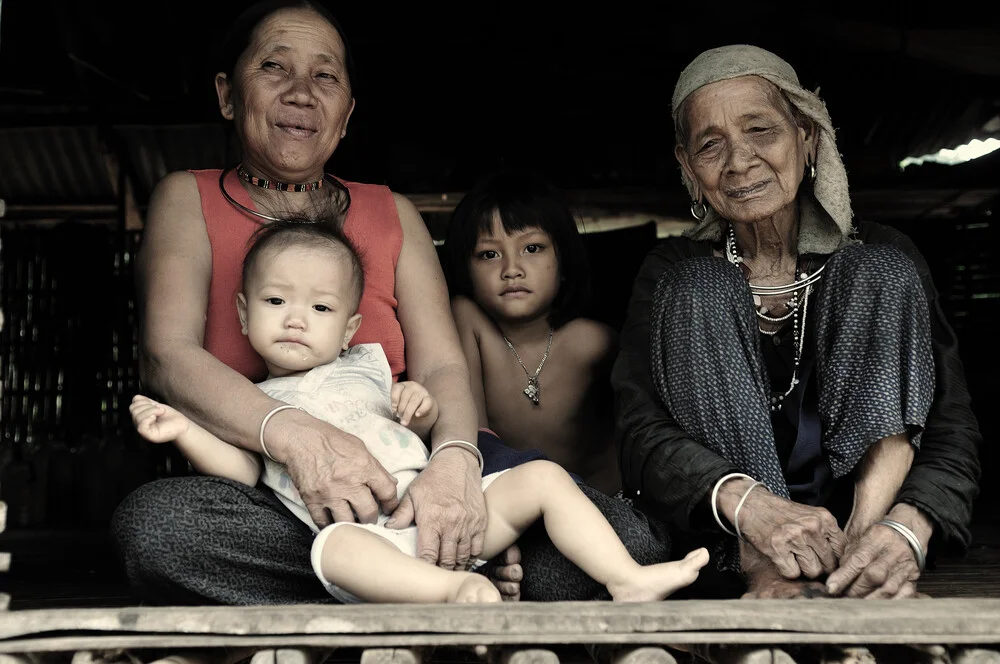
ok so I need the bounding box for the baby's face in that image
[238,244,360,377]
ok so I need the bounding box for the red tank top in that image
[194,169,405,382]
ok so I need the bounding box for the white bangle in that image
[734,480,769,541]
[710,472,753,537]
[878,519,927,571]
[259,404,304,462]
[428,439,484,473]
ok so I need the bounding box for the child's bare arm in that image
[130,394,262,485]
[391,381,439,441]
[450,296,490,428]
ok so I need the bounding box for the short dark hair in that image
[242,219,365,311]
[217,0,356,91]
[443,170,591,328]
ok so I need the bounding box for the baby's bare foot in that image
[448,573,503,603]
[608,547,710,602]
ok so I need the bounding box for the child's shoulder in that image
[557,317,618,363]
[451,294,492,329]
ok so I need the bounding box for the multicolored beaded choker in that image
[236,164,324,192]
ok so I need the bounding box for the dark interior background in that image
[0,1,998,605]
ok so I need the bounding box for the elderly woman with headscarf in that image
[611,45,982,599]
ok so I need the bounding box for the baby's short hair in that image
[242,219,365,311]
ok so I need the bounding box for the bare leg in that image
[844,433,915,540]
[319,525,501,603]
[481,461,709,601]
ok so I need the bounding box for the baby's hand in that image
[130,394,190,443]
[390,381,439,427]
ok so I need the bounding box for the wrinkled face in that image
[216,7,355,182]
[675,76,815,225]
[468,213,561,325]
[238,244,361,377]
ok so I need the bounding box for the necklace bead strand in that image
[725,225,820,412]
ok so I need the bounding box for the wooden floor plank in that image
[2,632,1000,653]
[3,600,1000,641]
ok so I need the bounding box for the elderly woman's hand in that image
[734,485,847,579]
[743,576,831,599]
[270,412,401,528]
[386,446,488,570]
[826,504,932,598]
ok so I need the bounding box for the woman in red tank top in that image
[115,0,486,609]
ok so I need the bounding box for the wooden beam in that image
[3,601,1000,648]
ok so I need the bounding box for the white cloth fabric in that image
[258,343,504,602]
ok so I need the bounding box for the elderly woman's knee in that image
[112,479,191,569]
[656,257,748,311]
[111,476,241,578]
[826,244,921,291]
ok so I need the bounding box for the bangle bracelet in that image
[710,472,753,537]
[734,480,769,541]
[259,404,304,462]
[428,439,484,473]
[878,518,927,571]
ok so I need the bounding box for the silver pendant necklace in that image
[502,327,553,405]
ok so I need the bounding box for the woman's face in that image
[216,7,355,182]
[675,76,815,225]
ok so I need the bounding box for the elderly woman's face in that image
[216,7,355,180]
[676,76,814,225]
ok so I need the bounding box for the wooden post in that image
[493,649,560,664]
[609,647,679,664]
[952,649,1000,664]
[0,501,8,611]
[250,649,324,664]
[359,648,425,664]
[684,646,797,664]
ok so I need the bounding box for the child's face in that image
[237,244,361,377]
[468,214,560,325]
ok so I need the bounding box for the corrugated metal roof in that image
[116,124,233,201]
[0,127,116,202]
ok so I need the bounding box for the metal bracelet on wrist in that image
[877,518,927,571]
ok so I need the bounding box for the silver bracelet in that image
[878,518,927,571]
[710,472,753,537]
[734,480,769,541]
[258,404,304,462]
[428,439,484,473]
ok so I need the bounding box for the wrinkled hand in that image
[737,488,847,579]
[488,545,523,601]
[826,522,921,598]
[272,411,400,529]
[130,395,189,443]
[742,574,831,599]
[390,380,438,428]
[386,447,487,569]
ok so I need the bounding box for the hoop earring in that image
[810,162,817,181]
[690,199,708,221]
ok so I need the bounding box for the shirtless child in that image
[445,170,621,495]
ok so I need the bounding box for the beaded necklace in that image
[725,225,819,412]
[218,167,345,224]
[236,163,324,192]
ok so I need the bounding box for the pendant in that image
[523,376,540,405]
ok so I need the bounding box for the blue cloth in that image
[477,430,582,483]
